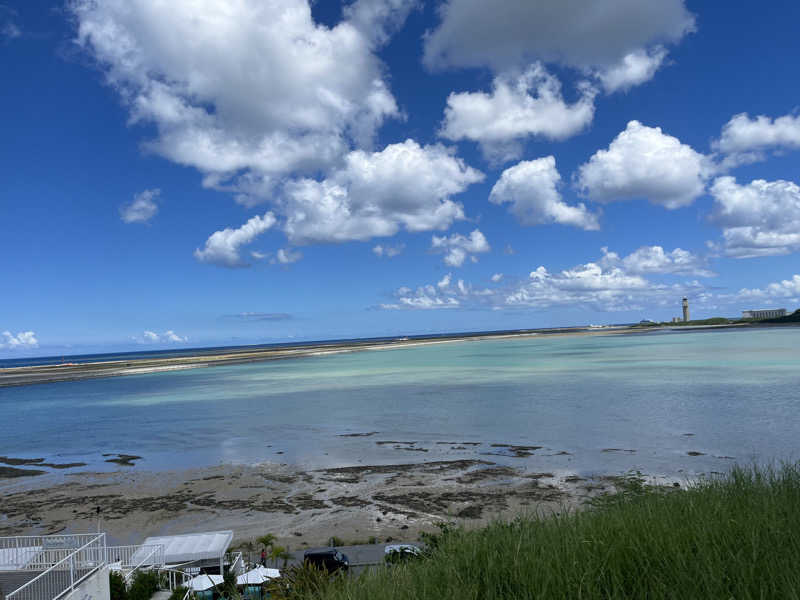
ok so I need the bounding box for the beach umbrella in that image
[236,566,280,585]
[185,573,224,591]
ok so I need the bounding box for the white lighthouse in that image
[682,297,690,322]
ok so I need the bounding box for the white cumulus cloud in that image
[70,0,406,203]
[120,188,160,224]
[737,275,800,301]
[194,212,277,268]
[431,229,490,267]
[423,0,694,73]
[440,64,596,162]
[383,246,712,313]
[489,156,599,229]
[600,246,713,277]
[709,176,800,258]
[1,331,39,350]
[595,46,668,93]
[282,140,483,244]
[576,120,709,209]
[714,113,800,167]
[137,330,188,344]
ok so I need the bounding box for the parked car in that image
[303,548,350,573]
[384,544,422,565]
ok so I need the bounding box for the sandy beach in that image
[0,457,627,549]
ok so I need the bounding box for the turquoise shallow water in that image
[1,327,798,478]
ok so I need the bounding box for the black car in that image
[303,548,350,573]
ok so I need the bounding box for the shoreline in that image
[0,323,759,388]
[0,458,656,549]
[0,327,612,387]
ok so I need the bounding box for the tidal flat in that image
[1,326,798,546]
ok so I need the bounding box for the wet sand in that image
[0,458,631,549]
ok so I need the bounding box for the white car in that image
[384,544,422,564]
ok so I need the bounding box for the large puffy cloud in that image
[281,140,483,244]
[714,113,800,167]
[600,246,713,277]
[423,0,693,72]
[1,331,38,350]
[709,176,800,258]
[431,229,490,267]
[489,156,599,229]
[71,0,405,200]
[440,65,596,161]
[576,120,708,209]
[120,189,160,224]
[194,212,277,267]
[504,263,651,311]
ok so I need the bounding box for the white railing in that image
[106,544,165,570]
[227,551,244,576]
[6,533,106,600]
[126,546,163,585]
[0,534,102,571]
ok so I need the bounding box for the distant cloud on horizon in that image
[222,312,293,322]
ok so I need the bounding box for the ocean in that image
[1,327,798,479]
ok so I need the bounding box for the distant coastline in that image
[0,321,783,388]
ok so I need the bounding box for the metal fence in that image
[0,534,103,571]
[5,533,106,600]
[106,544,165,570]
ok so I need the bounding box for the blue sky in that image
[2,0,800,357]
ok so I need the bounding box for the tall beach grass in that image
[301,463,800,599]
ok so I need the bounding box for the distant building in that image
[742,308,787,320]
[682,297,690,322]
[672,316,682,323]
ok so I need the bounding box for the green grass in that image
[300,463,800,599]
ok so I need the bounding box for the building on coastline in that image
[0,530,245,600]
[672,317,682,323]
[742,308,787,320]
[682,298,690,322]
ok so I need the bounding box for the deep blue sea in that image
[1,327,798,480]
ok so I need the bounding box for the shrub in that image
[168,587,189,600]
[126,570,160,600]
[109,571,127,600]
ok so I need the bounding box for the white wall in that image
[63,566,110,600]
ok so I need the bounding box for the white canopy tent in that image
[237,566,280,585]
[140,530,233,574]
